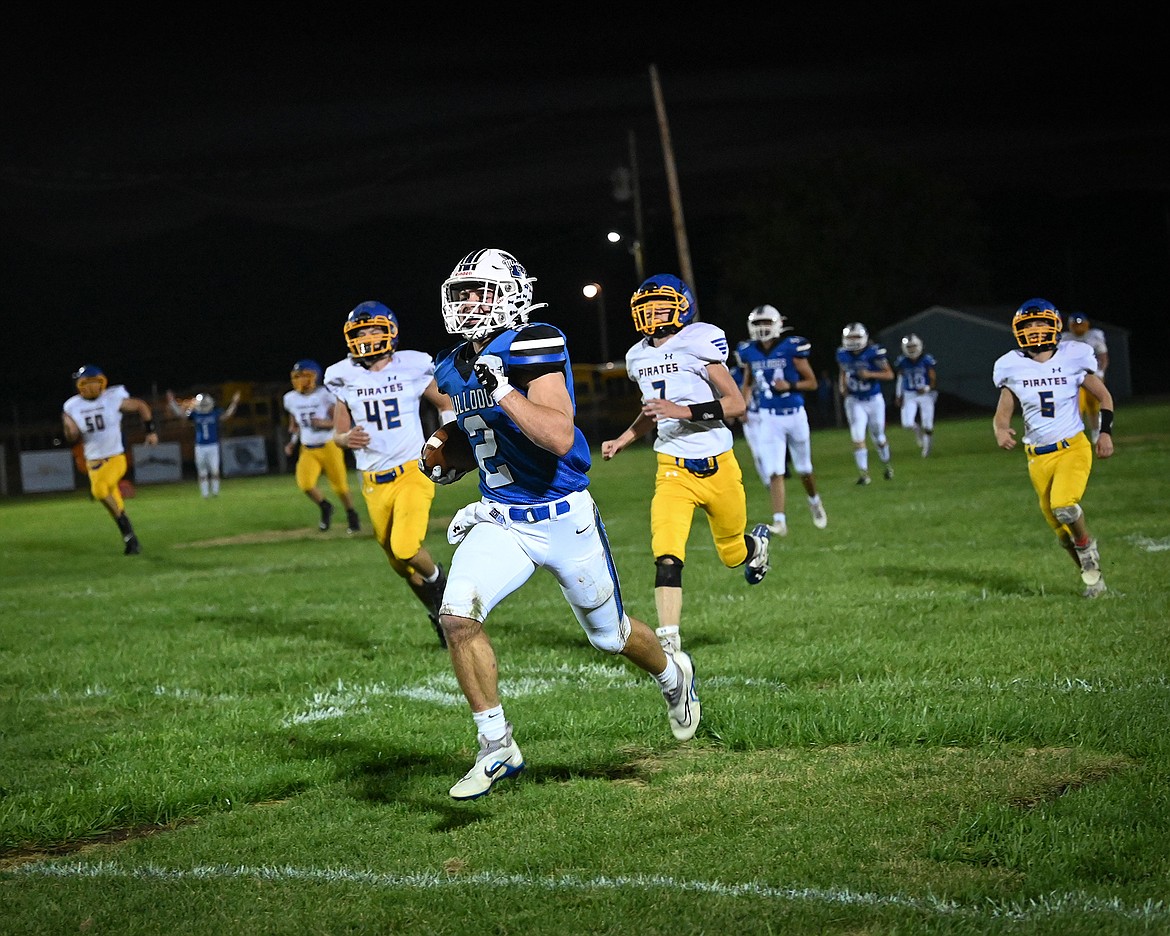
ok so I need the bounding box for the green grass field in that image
[2,403,1168,935]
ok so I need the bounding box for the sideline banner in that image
[131,442,183,483]
[20,450,76,493]
[222,436,269,476]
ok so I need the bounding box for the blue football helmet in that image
[1066,312,1091,337]
[72,364,107,400]
[1012,298,1062,351]
[290,359,323,393]
[345,301,399,366]
[630,274,696,338]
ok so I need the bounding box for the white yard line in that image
[11,861,1168,924]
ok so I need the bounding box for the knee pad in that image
[1053,504,1082,525]
[654,555,684,588]
[580,603,631,654]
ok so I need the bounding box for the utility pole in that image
[627,129,646,282]
[649,63,696,312]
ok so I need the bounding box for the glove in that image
[474,353,513,404]
[446,503,480,545]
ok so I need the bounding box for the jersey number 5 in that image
[1038,390,1055,419]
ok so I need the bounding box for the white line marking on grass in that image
[284,669,1168,725]
[284,665,657,724]
[11,862,1168,924]
[1125,534,1170,552]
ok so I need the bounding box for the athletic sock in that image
[655,660,681,695]
[473,706,507,742]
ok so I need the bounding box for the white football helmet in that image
[747,304,792,342]
[901,334,924,359]
[194,393,215,414]
[841,322,869,351]
[440,248,548,341]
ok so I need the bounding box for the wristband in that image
[688,400,724,422]
[289,432,300,444]
[1098,409,1113,434]
[144,419,156,434]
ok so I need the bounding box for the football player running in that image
[733,304,828,536]
[602,274,771,658]
[836,322,895,484]
[281,359,361,533]
[325,301,455,646]
[62,365,158,555]
[993,298,1115,598]
[893,334,938,457]
[431,248,701,801]
[1058,312,1110,442]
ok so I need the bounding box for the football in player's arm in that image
[430,248,703,801]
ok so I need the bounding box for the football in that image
[419,420,476,484]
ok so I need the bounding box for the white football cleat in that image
[663,650,700,741]
[449,723,524,800]
[809,501,828,529]
[1075,538,1102,586]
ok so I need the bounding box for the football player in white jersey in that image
[992,298,1115,597]
[431,249,703,800]
[1059,312,1109,442]
[282,360,361,533]
[602,274,771,657]
[61,364,158,555]
[325,301,455,645]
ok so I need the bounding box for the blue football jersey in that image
[190,409,222,445]
[434,323,592,505]
[734,335,811,413]
[836,344,888,399]
[895,353,936,394]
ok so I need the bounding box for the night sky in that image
[4,17,1168,420]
